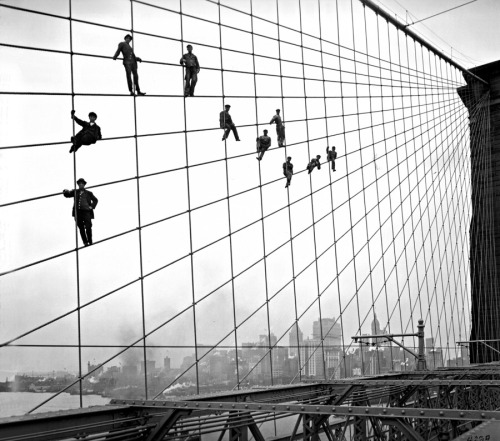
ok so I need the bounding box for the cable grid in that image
[0,0,491,419]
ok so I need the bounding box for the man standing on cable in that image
[270,109,285,147]
[326,146,337,171]
[220,104,240,141]
[307,155,321,174]
[63,178,98,247]
[69,110,102,153]
[283,156,293,188]
[256,129,271,161]
[180,44,200,97]
[113,34,146,96]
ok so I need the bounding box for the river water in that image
[0,392,110,418]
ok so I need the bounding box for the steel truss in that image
[1,366,500,441]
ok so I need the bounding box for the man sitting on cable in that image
[69,110,102,153]
[307,155,321,174]
[256,129,271,161]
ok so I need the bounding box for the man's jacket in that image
[219,110,233,128]
[114,42,138,65]
[74,116,102,143]
[180,53,200,69]
[63,189,98,219]
[257,135,271,150]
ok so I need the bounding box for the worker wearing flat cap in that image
[69,110,102,153]
[307,155,321,174]
[219,104,240,141]
[63,179,98,247]
[113,34,146,96]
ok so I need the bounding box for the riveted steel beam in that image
[125,400,500,421]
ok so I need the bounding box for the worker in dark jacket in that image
[180,44,200,97]
[326,146,337,171]
[283,156,293,188]
[63,178,98,247]
[69,110,102,153]
[307,155,321,174]
[113,34,146,96]
[220,104,240,141]
[256,129,271,160]
[270,109,285,147]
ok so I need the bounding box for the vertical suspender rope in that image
[297,0,327,380]
[352,0,381,373]
[217,0,240,389]
[275,0,302,382]
[440,58,461,364]
[416,45,435,367]
[335,0,366,375]
[361,5,392,368]
[179,0,201,393]
[317,0,349,380]
[129,0,149,399]
[435,53,456,364]
[249,0,274,387]
[68,0,83,407]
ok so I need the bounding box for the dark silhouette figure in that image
[326,146,337,171]
[63,178,98,247]
[270,109,285,147]
[220,104,240,141]
[69,110,102,153]
[113,34,146,96]
[307,155,321,174]
[283,156,293,188]
[256,129,271,161]
[180,44,200,97]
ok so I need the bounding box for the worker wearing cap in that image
[219,104,240,141]
[69,110,102,153]
[63,178,98,247]
[307,155,321,174]
[113,34,146,96]
[326,146,337,171]
[270,109,285,147]
[180,44,200,97]
[256,129,271,161]
[283,156,293,188]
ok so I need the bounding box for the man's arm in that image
[73,116,87,127]
[113,42,122,60]
[219,111,225,128]
[96,126,102,140]
[195,55,200,71]
[71,111,87,128]
[62,189,75,198]
[179,54,185,65]
[88,191,98,209]
[270,115,276,125]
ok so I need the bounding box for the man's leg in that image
[71,133,94,152]
[189,70,198,96]
[223,124,231,140]
[124,64,133,93]
[76,213,88,245]
[332,160,336,171]
[184,69,191,96]
[230,124,240,141]
[131,63,142,93]
[84,216,93,245]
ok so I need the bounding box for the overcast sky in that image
[0,0,493,406]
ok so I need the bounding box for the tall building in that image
[288,324,303,358]
[300,318,342,379]
[163,355,171,371]
[370,312,387,345]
